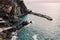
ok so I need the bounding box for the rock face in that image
[14,6,22,17]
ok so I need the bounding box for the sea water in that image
[17,2,60,40]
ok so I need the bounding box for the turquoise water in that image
[17,14,56,40]
[17,3,60,40]
[17,14,60,40]
[17,14,46,40]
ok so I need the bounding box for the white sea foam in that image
[32,34,38,40]
[11,36,17,40]
[11,32,17,40]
